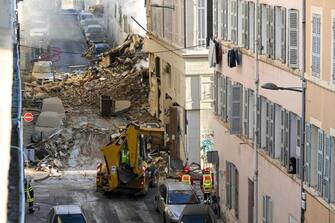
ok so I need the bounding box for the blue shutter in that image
[305,124,312,185]
[230,84,243,134]
[317,129,324,194]
[323,135,331,202]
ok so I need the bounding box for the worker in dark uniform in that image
[24,178,35,214]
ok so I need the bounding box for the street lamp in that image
[150,4,175,10]
[261,81,306,223]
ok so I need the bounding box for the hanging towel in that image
[208,39,217,68]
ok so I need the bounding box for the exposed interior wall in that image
[103,0,146,45]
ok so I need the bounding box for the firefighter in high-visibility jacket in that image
[24,178,35,214]
[201,168,213,201]
[180,166,193,185]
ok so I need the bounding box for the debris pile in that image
[40,34,154,122]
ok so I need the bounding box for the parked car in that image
[31,111,62,142]
[87,32,107,44]
[80,18,99,33]
[155,181,200,223]
[178,204,216,223]
[78,11,94,22]
[31,61,54,85]
[41,97,66,119]
[60,8,81,15]
[84,24,103,35]
[47,205,87,223]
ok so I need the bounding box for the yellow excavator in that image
[96,123,165,195]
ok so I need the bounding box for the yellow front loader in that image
[96,123,164,195]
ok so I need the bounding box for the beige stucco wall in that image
[217,47,302,115]
[304,192,335,223]
[213,117,301,223]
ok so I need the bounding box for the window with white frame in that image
[226,161,239,218]
[312,13,321,77]
[197,0,207,46]
[262,195,272,223]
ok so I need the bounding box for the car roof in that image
[34,61,52,66]
[53,205,82,215]
[163,180,194,191]
[87,24,102,28]
[181,204,214,216]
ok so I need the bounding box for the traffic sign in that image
[23,112,33,122]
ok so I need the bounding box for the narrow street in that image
[26,173,161,223]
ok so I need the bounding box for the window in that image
[213,0,218,37]
[262,195,272,223]
[221,0,228,40]
[332,17,335,84]
[230,83,243,134]
[248,1,255,51]
[280,109,290,167]
[261,4,268,55]
[312,13,321,76]
[288,9,299,68]
[214,73,229,121]
[266,101,275,158]
[268,6,275,58]
[317,129,324,194]
[242,1,249,48]
[230,0,238,44]
[305,124,312,185]
[275,6,286,62]
[197,0,207,46]
[226,161,239,218]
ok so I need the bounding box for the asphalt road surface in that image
[25,172,162,223]
[49,13,88,72]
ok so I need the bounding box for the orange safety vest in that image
[202,174,212,193]
[181,174,191,185]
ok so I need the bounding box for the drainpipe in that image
[184,0,186,48]
[253,0,260,223]
[300,0,307,223]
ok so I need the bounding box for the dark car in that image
[178,204,217,223]
[60,8,81,15]
[155,181,200,223]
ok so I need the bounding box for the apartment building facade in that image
[144,0,213,164]
[304,0,335,222]
[211,0,305,222]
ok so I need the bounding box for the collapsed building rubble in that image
[23,34,167,173]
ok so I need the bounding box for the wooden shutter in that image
[242,1,249,48]
[324,135,331,201]
[230,84,243,135]
[227,78,232,124]
[226,161,232,208]
[280,109,290,167]
[296,117,302,178]
[231,0,238,44]
[213,0,218,37]
[305,124,312,185]
[312,14,321,77]
[262,195,267,223]
[268,6,275,59]
[288,9,299,68]
[234,166,239,218]
[222,75,227,121]
[281,8,287,63]
[257,4,262,52]
[256,96,262,147]
[243,88,249,137]
[214,72,219,114]
[248,2,255,51]
[222,0,228,40]
[237,0,243,45]
[317,129,324,194]
[261,4,268,55]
